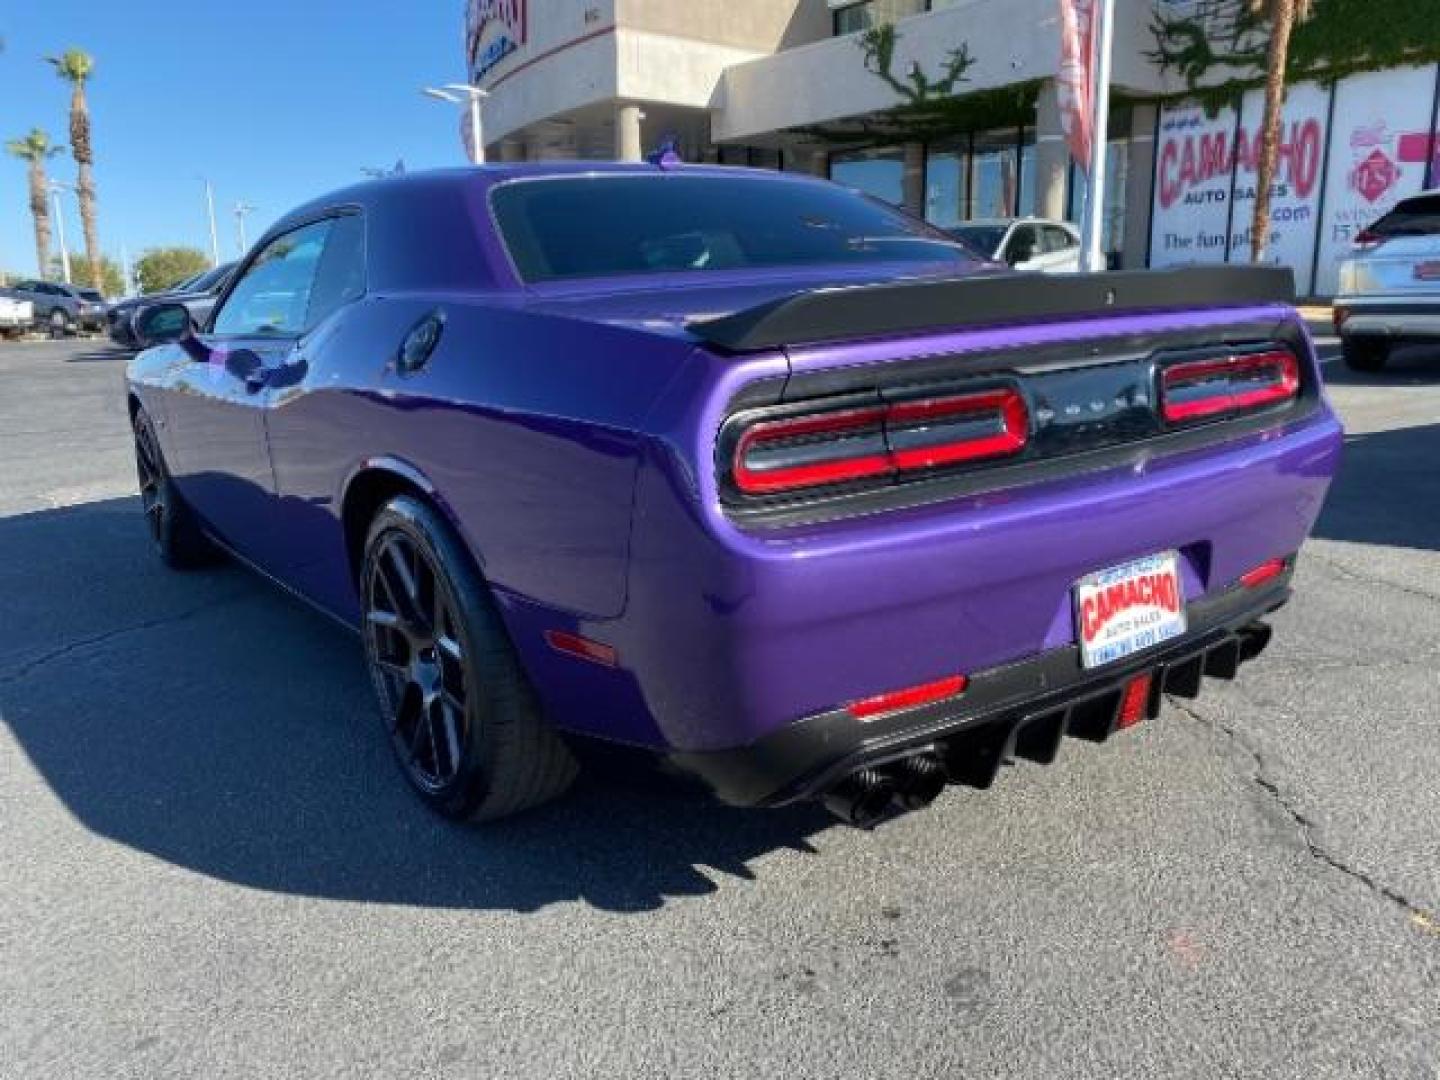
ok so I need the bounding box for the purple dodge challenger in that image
[126,164,1342,827]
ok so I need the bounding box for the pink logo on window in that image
[1353,148,1400,204]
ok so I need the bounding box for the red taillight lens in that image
[1116,672,1153,730]
[732,387,1028,496]
[846,674,968,720]
[1333,305,1350,334]
[1160,349,1300,425]
[733,405,890,495]
[1239,557,1288,589]
[887,389,1029,470]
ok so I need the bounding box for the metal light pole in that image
[48,182,73,283]
[234,201,256,255]
[422,84,489,164]
[200,177,221,267]
[1079,0,1116,273]
[120,242,134,297]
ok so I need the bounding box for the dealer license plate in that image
[1074,551,1187,669]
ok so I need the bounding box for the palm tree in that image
[46,48,102,287]
[5,129,64,276]
[1248,0,1315,261]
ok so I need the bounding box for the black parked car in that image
[108,263,235,348]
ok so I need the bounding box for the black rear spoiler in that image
[687,265,1296,352]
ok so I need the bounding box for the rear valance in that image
[687,266,1296,352]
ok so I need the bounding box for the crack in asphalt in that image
[1170,696,1440,937]
[1308,550,1440,605]
[0,592,249,688]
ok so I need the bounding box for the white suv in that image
[1335,190,1440,372]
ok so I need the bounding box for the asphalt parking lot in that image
[1,334,1438,1079]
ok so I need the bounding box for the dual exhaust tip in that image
[822,753,948,829]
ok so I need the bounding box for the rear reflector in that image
[1239,557,1288,589]
[545,630,618,667]
[847,674,968,721]
[1160,349,1300,425]
[733,387,1028,496]
[1116,672,1153,730]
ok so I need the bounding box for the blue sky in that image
[1,1,468,281]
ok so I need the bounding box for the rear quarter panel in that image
[264,294,692,625]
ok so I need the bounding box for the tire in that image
[1342,335,1389,373]
[48,308,72,339]
[361,495,578,822]
[132,409,218,569]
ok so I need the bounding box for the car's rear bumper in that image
[1335,297,1440,339]
[671,572,1290,806]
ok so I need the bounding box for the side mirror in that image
[135,302,194,347]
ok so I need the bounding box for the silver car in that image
[1335,189,1440,372]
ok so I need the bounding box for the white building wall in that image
[714,0,1166,143]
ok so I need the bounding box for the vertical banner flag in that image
[1057,0,1096,170]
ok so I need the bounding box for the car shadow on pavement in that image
[1313,420,1440,553]
[66,346,133,363]
[1321,343,1440,388]
[0,497,831,915]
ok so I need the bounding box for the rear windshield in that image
[1370,194,1440,237]
[491,174,976,283]
[79,289,103,301]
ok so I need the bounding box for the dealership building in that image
[465,0,1440,295]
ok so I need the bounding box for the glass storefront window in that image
[1068,140,1130,262]
[833,0,928,35]
[971,131,1019,219]
[1017,132,1037,217]
[830,147,906,207]
[925,141,969,228]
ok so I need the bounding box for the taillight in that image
[1239,557,1288,589]
[1159,349,1300,425]
[1352,228,1384,252]
[732,387,1028,496]
[846,674,968,721]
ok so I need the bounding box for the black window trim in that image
[204,206,366,340]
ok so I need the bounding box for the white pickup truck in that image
[0,294,35,338]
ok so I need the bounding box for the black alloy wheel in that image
[361,496,578,821]
[365,527,471,794]
[131,408,215,568]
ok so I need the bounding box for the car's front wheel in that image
[47,308,71,339]
[361,495,578,822]
[1341,335,1389,372]
[132,408,218,569]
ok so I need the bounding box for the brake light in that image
[1239,557,1288,589]
[1116,672,1153,730]
[732,387,1028,496]
[1160,349,1300,425]
[847,674,968,721]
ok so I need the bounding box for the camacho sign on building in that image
[467,0,528,81]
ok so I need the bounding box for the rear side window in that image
[306,214,366,327]
[1370,194,1440,237]
[213,220,332,336]
[492,175,975,283]
[1043,226,1076,253]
